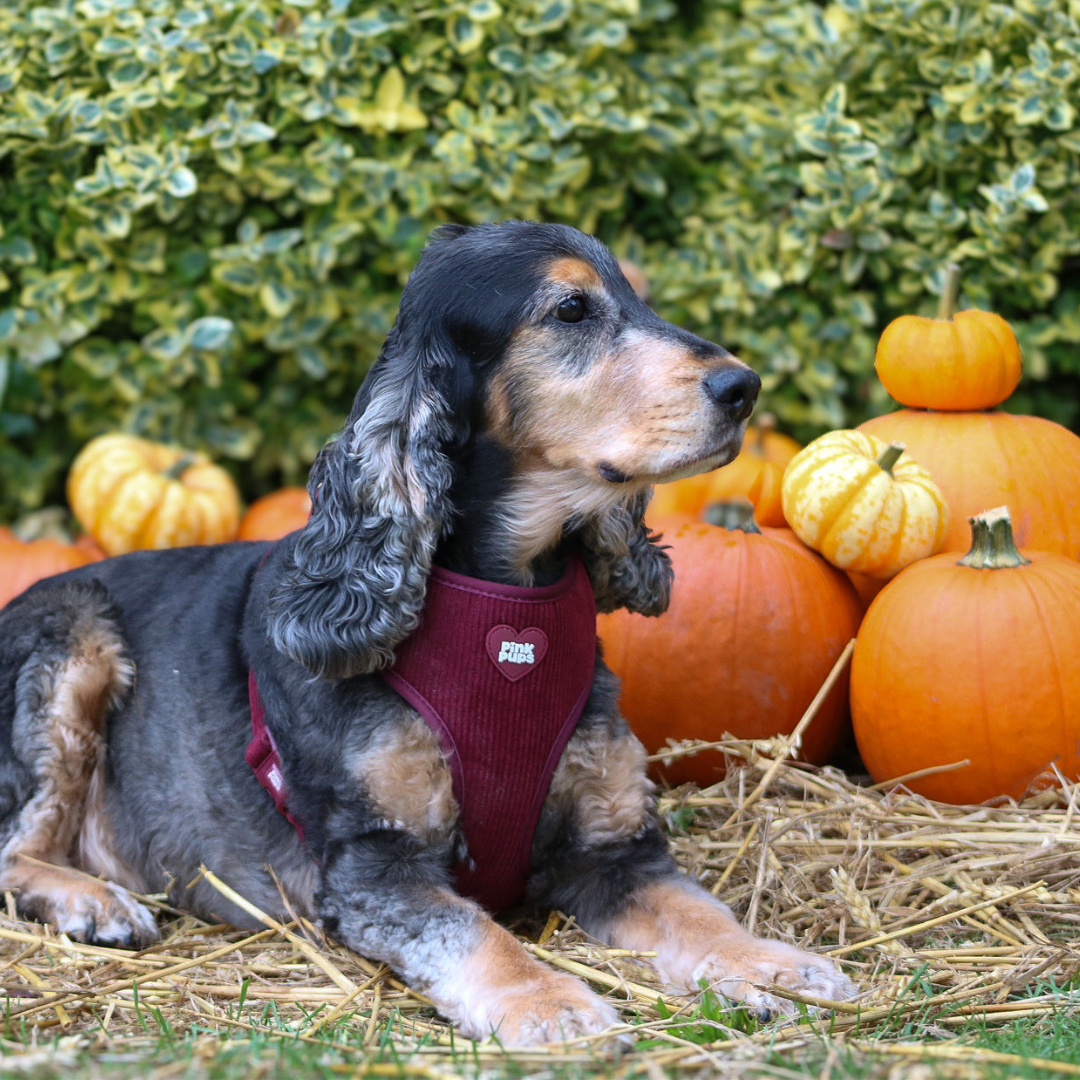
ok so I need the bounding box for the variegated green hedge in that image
[2,0,1079,519]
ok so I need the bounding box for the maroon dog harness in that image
[248,556,597,913]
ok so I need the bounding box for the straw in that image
[2,661,1079,1073]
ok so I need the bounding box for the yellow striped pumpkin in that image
[780,429,948,578]
[68,434,241,556]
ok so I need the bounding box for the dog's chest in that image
[382,557,596,912]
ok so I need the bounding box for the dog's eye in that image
[554,294,586,323]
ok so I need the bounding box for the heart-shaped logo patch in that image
[485,626,549,682]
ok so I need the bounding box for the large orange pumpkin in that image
[875,267,1021,411]
[852,507,1080,804]
[0,537,99,609]
[238,487,312,541]
[68,434,241,556]
[599,502,861,787]
[859,410,1080,558]
[647,419,802,523]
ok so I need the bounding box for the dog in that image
[0,221,853,1045]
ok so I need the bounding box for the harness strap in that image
[245,672,306,844]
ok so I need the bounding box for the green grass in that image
[6,988,1080,1080]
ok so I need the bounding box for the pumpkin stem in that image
[875,442,905,475]
[704,498,762,534]
[163,453,198,481]
[936,263,961,321]
[957,506,1031,569]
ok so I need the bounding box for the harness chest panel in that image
[382,557,596,913]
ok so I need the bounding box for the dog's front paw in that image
[450,961,620,1048]
[689,937,854,1019]
[492,970,620,1047]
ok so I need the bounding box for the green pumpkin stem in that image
[957,506,1031,569]
[876,442,905,475]
[937,263,962,321]
[704,498,762,534]
[163,453,198,481]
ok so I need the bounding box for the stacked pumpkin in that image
[860,266,1080,559]
[846,268,1080,803]
[605,272,1080,805]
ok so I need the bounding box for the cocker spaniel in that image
[0,221,853,1045]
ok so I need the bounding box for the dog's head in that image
[268,222,759,679]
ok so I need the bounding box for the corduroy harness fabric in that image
[382,556,597,913]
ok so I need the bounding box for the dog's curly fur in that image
[0,221,853,1044]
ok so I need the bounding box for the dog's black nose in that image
[703,366,761,421]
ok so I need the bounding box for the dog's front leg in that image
[594,876,855,1016]
[531,711,855,1016]
[317,828,619,1046]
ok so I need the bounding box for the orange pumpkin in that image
[599,501,862,787]
[0,537,98,609]
[238,487,312,542]
[68,434,241,556]
[875,267,1021,411]
[846,571,888,613]
[859,410,1080,558]
[73,534,108,561]
[746,460,787,527]
[647,419,801,523]
[852,507,1080,804]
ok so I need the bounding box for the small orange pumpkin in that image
[68,434,241,556]
[746,460,787,527]
[875,265,1021,411]
[599,501,861,787]
[238,487,313,542]
[852,507,1080,804]
[0,537,98,609]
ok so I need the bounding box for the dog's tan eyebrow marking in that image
[544,257,603,291]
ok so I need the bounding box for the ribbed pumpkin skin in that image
[598,517,861,787]
[0,538,97,609]
[647,426,802,522]
[68,434,241,556]
[875,309,1021,411]
[851,550,1080,804]
[238,487,312,541]
[781,430,949,578]
[859,411,1080,558]
[747,460,787,527]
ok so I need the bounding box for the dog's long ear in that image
[577,489,673,617]
[266,305,465,680]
